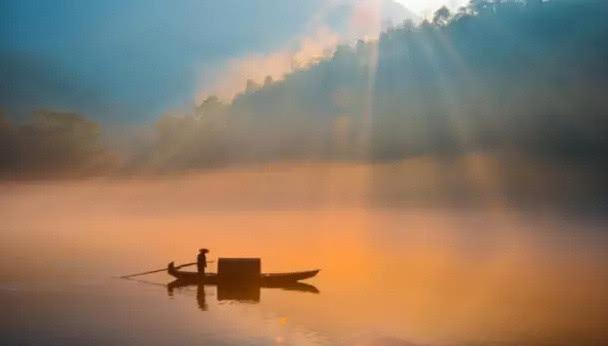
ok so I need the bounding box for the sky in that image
[396,0,467,17]
[0,0,462,124]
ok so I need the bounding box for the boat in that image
[167,261,320,285]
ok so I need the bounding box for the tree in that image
[264,75,273,87]
[433,6,451,26]
[196,96,225,117]
[400,19,416,32]
[527,0,543,8]
[469,0,493,15]
[245,79,260,93]
[0,110,10,131]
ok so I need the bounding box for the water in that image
[2,166,607,345]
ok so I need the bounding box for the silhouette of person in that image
[197,248,209,274]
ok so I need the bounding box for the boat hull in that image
[167,262,319,285]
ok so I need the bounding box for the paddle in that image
[120,261,214,279]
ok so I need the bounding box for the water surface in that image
[2,166,607,345]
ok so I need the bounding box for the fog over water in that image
[1,164,607,345]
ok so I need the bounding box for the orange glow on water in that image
[1,162,607,345]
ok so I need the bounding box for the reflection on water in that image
[166,280,320,308]
[1,170,608,345]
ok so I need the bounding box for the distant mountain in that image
[142,0,608,208]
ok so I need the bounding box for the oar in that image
[120,262,195,278]
[120,261,215,279]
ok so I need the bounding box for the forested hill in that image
[2,0,608,206]
[202,0,607,163]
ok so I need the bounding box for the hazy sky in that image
[398,0,468,17]
[1,0,460,123]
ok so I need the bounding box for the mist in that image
[1,0,607,210]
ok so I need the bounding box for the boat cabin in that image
[217,258,261,283]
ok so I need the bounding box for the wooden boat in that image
[167,261,319,285]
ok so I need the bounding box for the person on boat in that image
[197,248,209,274]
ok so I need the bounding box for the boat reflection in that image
[166,280,319,310]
